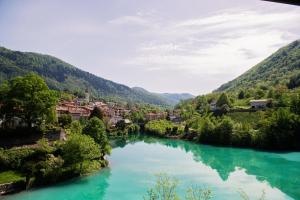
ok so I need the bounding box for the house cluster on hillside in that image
[145,112,167,121]
[56,99,132,126]
[56,102,93,120]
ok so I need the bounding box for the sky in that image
[0,0,300,95]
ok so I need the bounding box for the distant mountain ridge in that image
[131,87,194,105]
[158,93,195,105]
[0,46,181,106]
[215,39,300,92]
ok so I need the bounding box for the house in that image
[109,116,123,126]
[145,112,167,121]
[168,109,182,123]
[56,102,92,120]
[250,99,272,109]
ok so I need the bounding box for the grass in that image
[233,99,250,107]
[0,171,25,184]
[227,111,263,127]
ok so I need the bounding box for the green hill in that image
[216,39,300,92]
[0,47,170,106]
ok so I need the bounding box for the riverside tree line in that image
[0,73,111,187]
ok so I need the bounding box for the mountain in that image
[216,39,300,92]
[132,87,194,105]
[158,93,194,105]
[0,46,171,106]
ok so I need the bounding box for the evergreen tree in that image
[216,93,231,108]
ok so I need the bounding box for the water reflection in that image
[115,135,300,199]
[3,168,112,200]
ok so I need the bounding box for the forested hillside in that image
[216,40,300,92]
[0,47,170,106]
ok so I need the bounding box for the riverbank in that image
[2,136,300,200]
[143,118,300,151]
[0,161,108,196]
[0,134,109,196]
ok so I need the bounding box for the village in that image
[55,91,174,127]
[56,90,272,129]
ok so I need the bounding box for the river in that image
[3,136,300,200]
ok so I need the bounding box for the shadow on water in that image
[112,134,300,200]
[3,168,112,200]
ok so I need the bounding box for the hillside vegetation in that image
[0,47,171,106]
[145,39,300,151]
[216,40,300,92]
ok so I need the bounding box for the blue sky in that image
[0,0,300,95]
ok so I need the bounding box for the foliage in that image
[0,147,36,170]
[145,120,183,136]
[198,116,233,145]
[0,73,58,128]
[62,134,101,172]
[58,114,72,128]
[186,186,212,200]
[31,154,64,185]
[195,96,210,115]
[258,108,300,150]
[83,117,111,156]
[0,170,25,184]
[69,120,83,135]
[144,173,179,200]
[89,107,104,120]
[144,174,212,200]
[216,40,300,92]
[291,94,300,115]
[130,111,146,123]
[238,90,245,99]
[0,47,172,106]
[127,123,140,134]
[287,72,300,89]
[238,189,266,200]
[216,93,231,108]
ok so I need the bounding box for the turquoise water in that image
[3,136,300,200]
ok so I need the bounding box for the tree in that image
[287,73,300,89]
[291,95,300,115]
[89,107,104,120]
[130,111,145,124]
[216,93,231,108]
[143,173,179,200]
[83,117,111,156]
[70,120,83,134]
[116,120,126,131]
[0,73,58,128]
[259,108,300,149]
[215,117,233,145]
[238,90,245,99]
[143,174,212,200]
[58,114,72,128]
[255,89,265,99]
[195,96,209,115]
[62,134,101,172]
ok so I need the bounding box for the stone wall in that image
[0,181,26,195]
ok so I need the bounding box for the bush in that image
[0,147,36,170]
[58,114,72,128]
[62,134,101,173]
[83,117,111,156]
[144,120,181,136]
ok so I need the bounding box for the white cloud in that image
[123,8,300,84]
